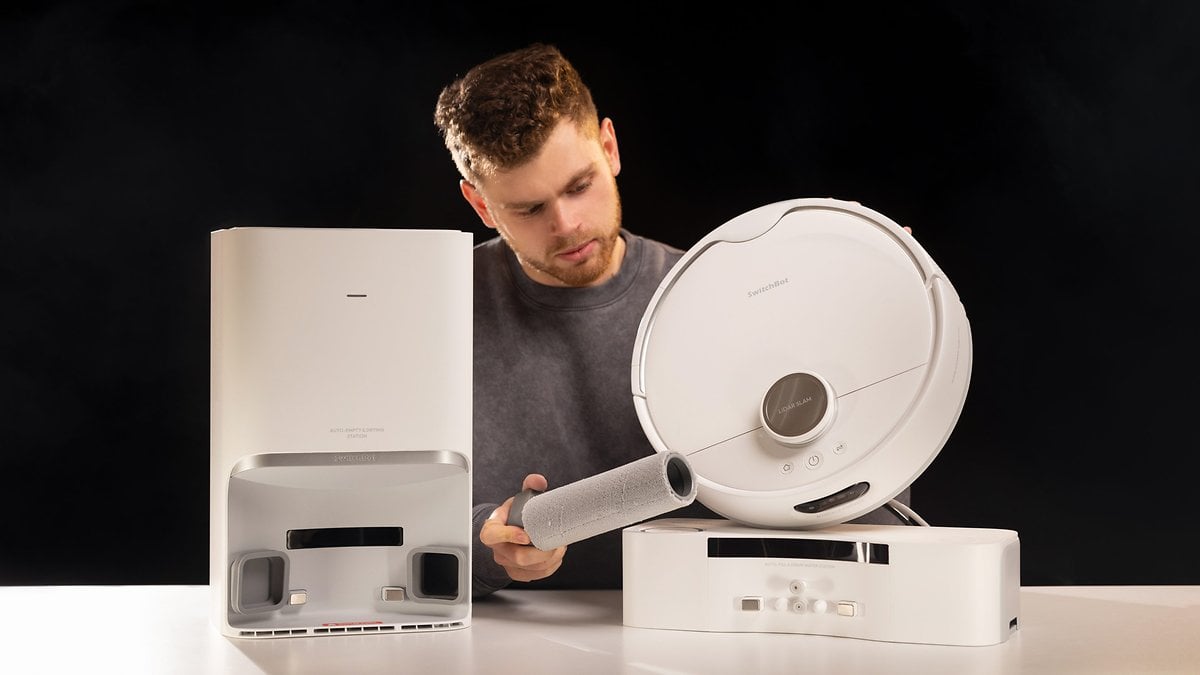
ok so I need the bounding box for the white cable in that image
[885,499,930,527]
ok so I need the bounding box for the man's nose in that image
[547,199,581,235]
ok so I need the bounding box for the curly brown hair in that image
[433,43,599,183]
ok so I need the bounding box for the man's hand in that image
[480,473,567,583]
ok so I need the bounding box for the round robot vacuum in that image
[631,198,972,529]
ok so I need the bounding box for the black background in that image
[3,1,1199,586]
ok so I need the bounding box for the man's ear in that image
[460,180,498,230]
[599,117,621,178]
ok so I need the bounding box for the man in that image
[433,43,906,597]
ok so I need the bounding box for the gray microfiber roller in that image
[507,452,697,551]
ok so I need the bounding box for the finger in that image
[485,496,531,543]
[506,556,565,583]
[493,544,567,574]
[521,473,548,492]
[499,544,566,570]
[489,495,514,526]
[480,517,531,547]
[491,540,560,564]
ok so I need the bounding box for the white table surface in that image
[0,585,1196,674]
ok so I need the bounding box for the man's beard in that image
[511,193,623,287]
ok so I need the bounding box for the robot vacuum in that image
[631,198,972,529]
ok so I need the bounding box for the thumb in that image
[522,473,549,493]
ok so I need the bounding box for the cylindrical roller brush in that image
[507,452,697,550]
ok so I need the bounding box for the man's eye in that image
[522,204,543,216]
[569,181,591,194]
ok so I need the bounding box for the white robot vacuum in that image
[631,197,972,528]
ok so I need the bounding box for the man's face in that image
[462,118,623,287]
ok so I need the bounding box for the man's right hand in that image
[479,473,567,583]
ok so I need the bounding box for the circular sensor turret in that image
[761,372,836,445]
